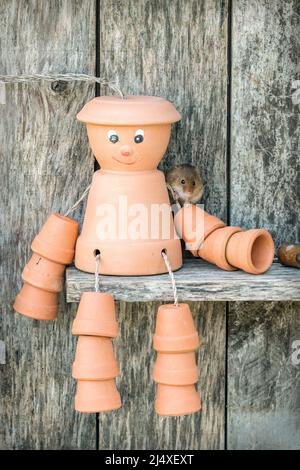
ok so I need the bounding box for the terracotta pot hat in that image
[77,95,181,125]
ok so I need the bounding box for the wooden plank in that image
[98,301,225,450]
[98,0,228,449]
[228,301,300,450]
[228,0,300,450]
[66,261,300,303]
[230,0,300,246]
[0,0,96,449]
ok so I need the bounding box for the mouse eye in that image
[181,179,185,184]
[107,130,119,144]
[134,129,144,144]
[192,181,195,186]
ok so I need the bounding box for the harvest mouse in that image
[166,164,204,206]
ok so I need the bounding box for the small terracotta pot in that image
[155,384,201,416]
[152,352,198,385]
[13,283,58,320]
[174,205,225,251]
[153,304,199,353]
[198,226,242,271]
[31,213,78,265]
[72,336,119,380]
[75,379,121,413]
[225,228,274,274]
[72,292,118,337]
[22,253,65,293]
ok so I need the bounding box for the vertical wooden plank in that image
[98,0,228,449]
[0,0,96,449]
[230,0,300,244]
[98,301,225,450]
[229,0,300,450]
[228,301,300,450]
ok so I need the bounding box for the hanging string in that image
[0,73,125,99]
[64,184,91,217]
[95,253,101,293]
[161,250,179,306]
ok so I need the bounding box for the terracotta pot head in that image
[77,95,181,171]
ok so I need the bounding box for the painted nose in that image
[120,145,132,157]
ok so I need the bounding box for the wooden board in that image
[98,0,228,449]
[228,301,300,450]
[228,0,300,450]
[98,301,225,450]
[0,0,96,449]
[66,261,300,303]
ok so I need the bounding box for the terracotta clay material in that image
[155,384,201,416]
[72,336,119,380]
[225,228,275,274]
[31,213,78,265]
[153,304,200,353]
[13,283,58,320]
[174,205,225,251]
[72,292,118,337]
[152,352,198,385]
[75,379,121,413]
[198,226,242,271]
[22,253,65,293]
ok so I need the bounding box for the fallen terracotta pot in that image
[225,228,274,274]
[13,283,58,320]
[31,213,78,265]
[153,304,199,353]
[72,292,118,337]
[174,204,225,252]
[75,379,121,413]
[198,226,242,271]
[152,351,198,385]
[155,384,201,416]
[72,336,119,380]
[22,253,65,293]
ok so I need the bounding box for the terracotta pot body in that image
[72,292,118,337]
[174,205,225,251]
[22,253,65,293]
[31,213,78,265]
[75,95,182,275]
[153,352,198,385]
[225,228,274,274]
[75,379,121,413]
[153,304,199,353]
[198,226,242,271]
[72,336,119,380]
[14,283,58,320]
[155,384,201,416]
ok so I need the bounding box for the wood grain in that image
[100,0,229,220]
[0,0,96,449]
[66,261,300,303]
[230,0,300,246]
[228,301,300,450]
[98,301,225,450]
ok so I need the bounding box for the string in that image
[95,254,101,293]
[64,184,91,217]
[0,73,124,99]
[161,250,179,306]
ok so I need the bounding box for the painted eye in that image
[107,130,119,144]
[134,129,144,144]
[181,179,185,184]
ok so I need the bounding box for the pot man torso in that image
[75,95,182,275]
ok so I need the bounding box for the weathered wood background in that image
[0,0,299,450]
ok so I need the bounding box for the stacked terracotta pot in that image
[174,205,275,274]
[72,292,121,413]
[152,303,201,416]
[14,214,78,320]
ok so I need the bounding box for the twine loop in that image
[161,250,179,306]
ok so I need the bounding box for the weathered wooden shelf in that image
[66,259,300,302]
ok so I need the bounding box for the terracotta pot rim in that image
[72,362,119,380]
[152,365,198,385]
[153,333,200,352]
[71,319,118,338]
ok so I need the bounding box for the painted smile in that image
[112,156,138,165]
